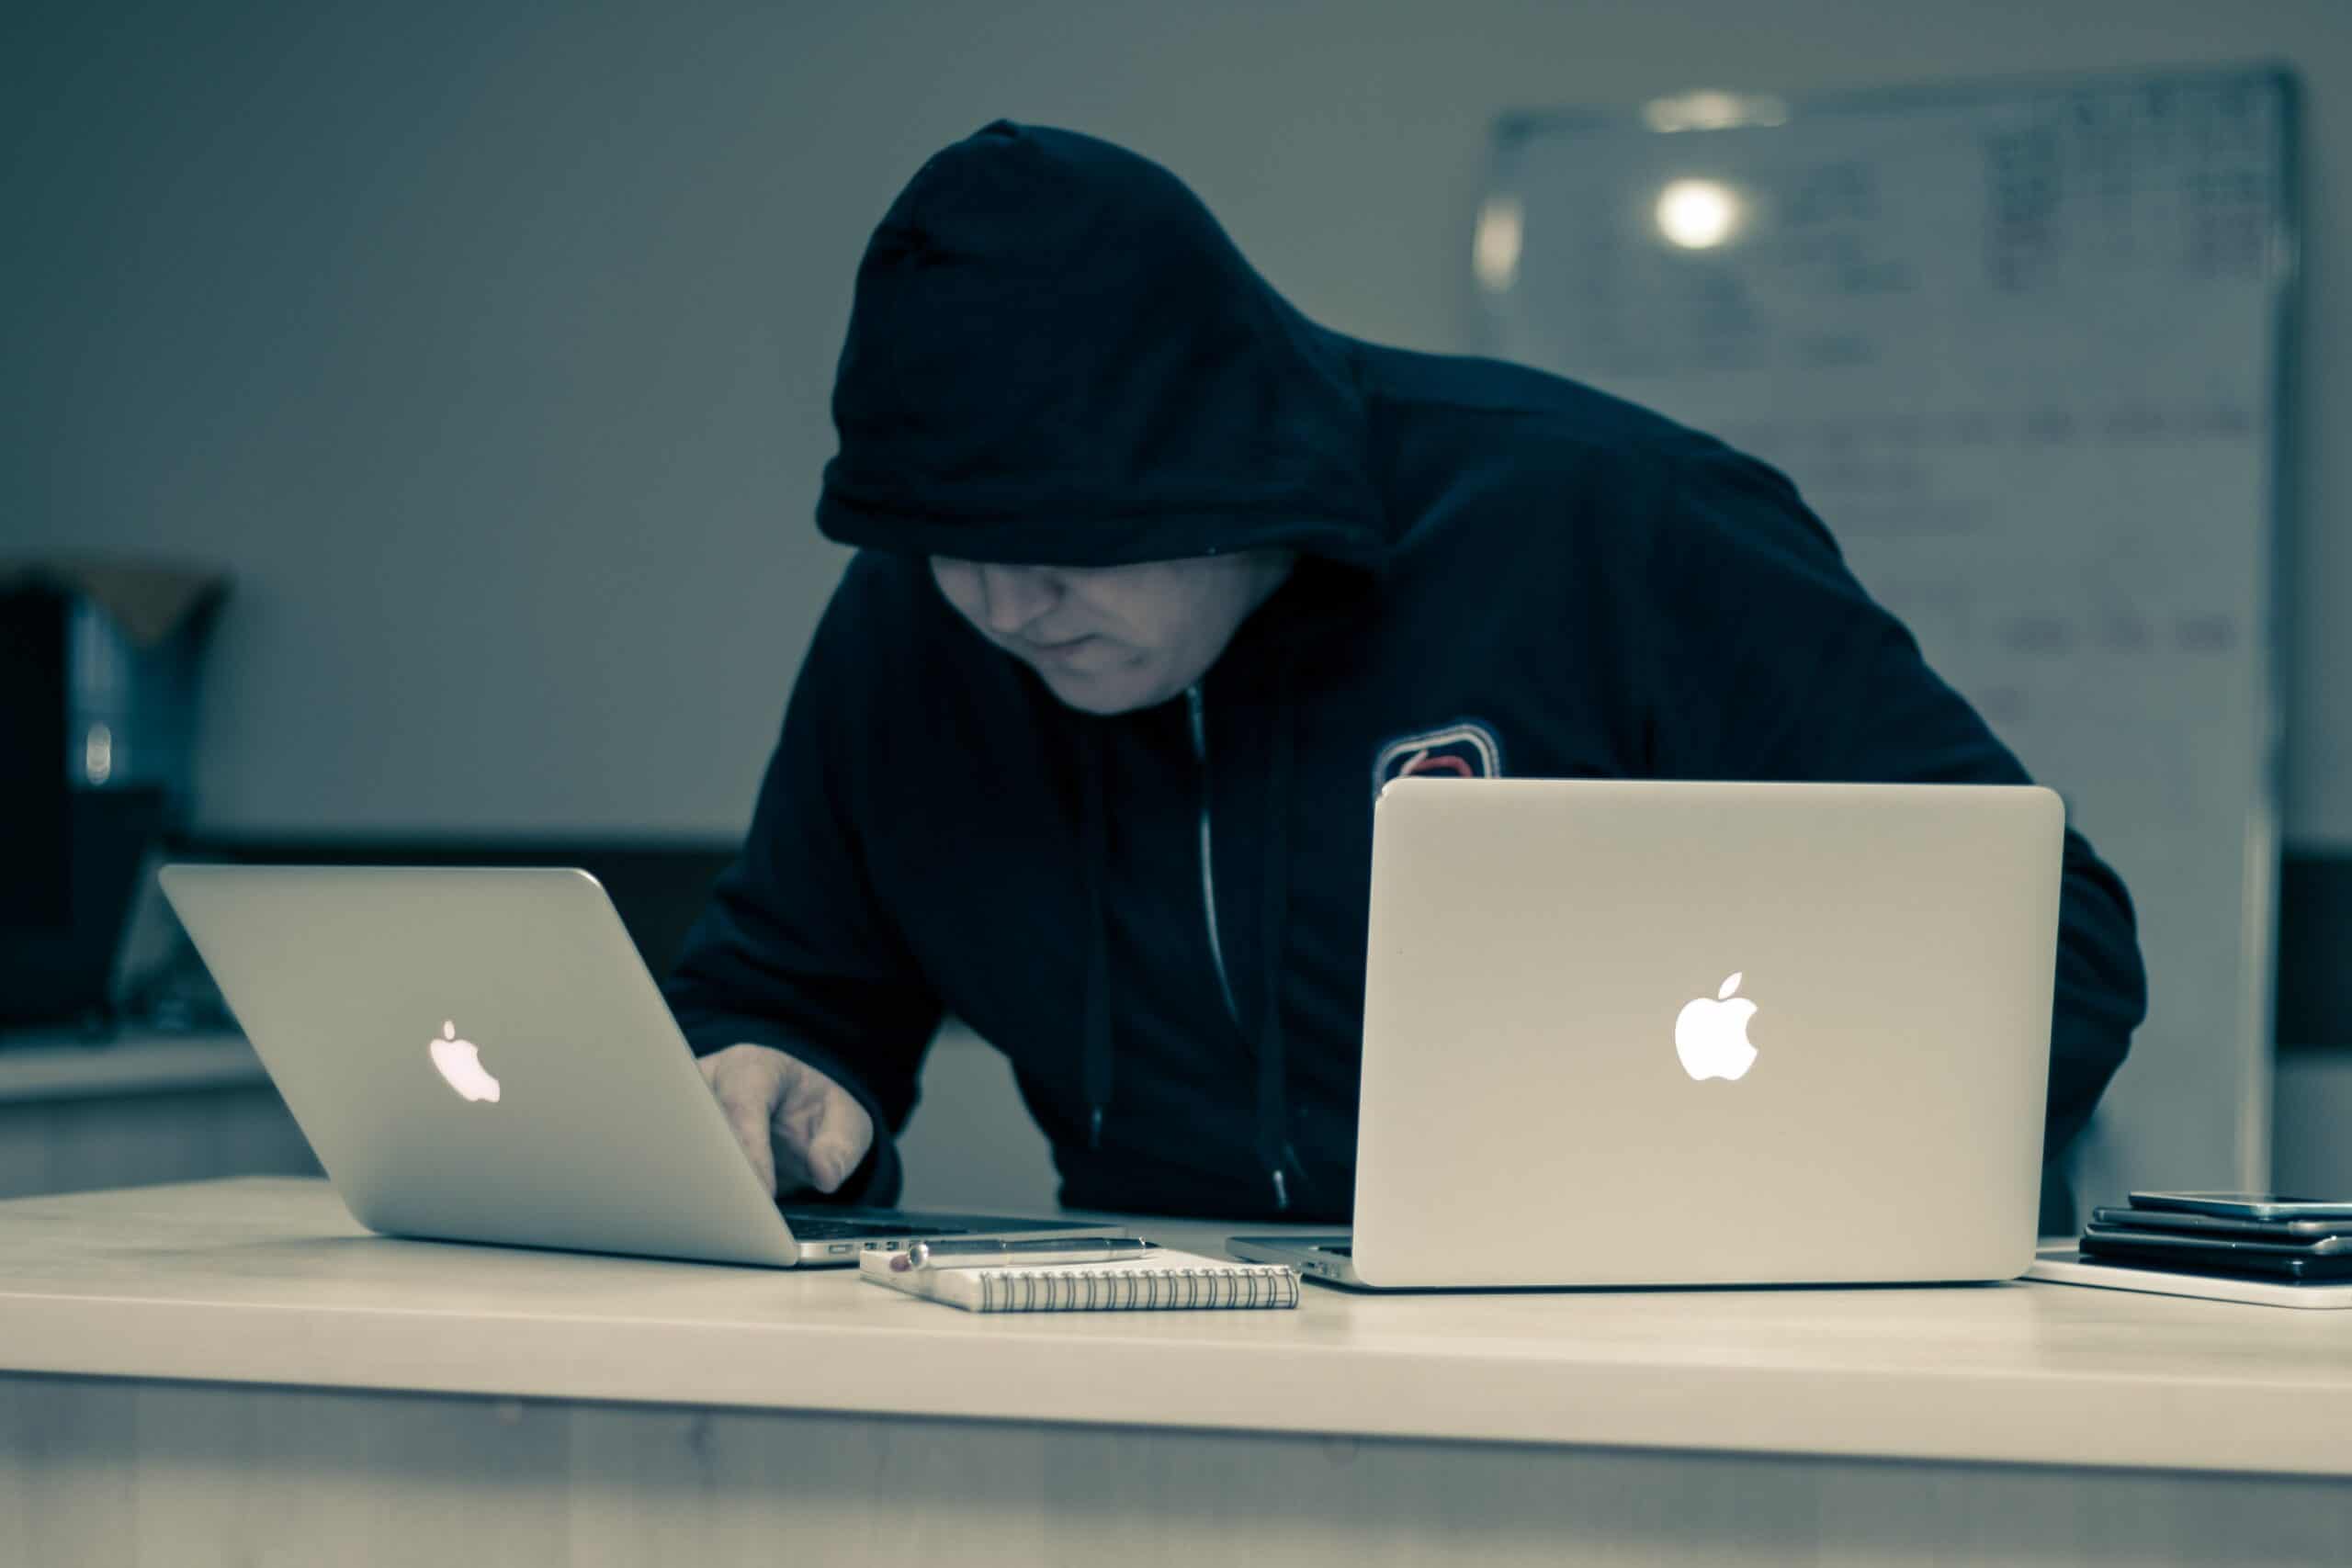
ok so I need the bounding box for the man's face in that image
[930,552,1295,715]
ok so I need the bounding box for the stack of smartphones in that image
[2081,1193,2352,1282]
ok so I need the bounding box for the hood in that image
[817,120,1386,568]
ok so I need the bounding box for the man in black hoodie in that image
[665,121,2147,1228]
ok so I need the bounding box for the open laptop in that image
[158,864,1125,1267]
[1228,777,2064,1290]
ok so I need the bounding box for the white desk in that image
[5,1179,2350,1565]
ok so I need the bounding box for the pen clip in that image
[888,1237,1150,1273]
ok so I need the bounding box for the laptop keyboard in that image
[781,1216,971,1241]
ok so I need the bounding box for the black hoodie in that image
[663,122,2147,1223]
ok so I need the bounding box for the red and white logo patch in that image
[1371,719,1504,796]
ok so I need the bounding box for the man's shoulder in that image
[1356,342,1715,465]
[831,548,933,618]
[820,550,973,663]
[1354,341,1805,536]
[810,549,1027,724]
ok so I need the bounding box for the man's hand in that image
[696,1043,876,1197]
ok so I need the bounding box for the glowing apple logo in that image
[1674,972,1759,1081]
[428,1020,502,1103]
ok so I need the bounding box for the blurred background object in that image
[0,562,226,1031]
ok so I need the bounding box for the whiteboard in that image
[1478,68,2295,1203]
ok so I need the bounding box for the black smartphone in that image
[2126,1191,2352,1221]
[2083,1224,2352,1258]
[2079,1233,2352,1281]
[2090,1206,2352,1242]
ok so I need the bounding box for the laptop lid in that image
[1350,778,2063,1289]
[160,864,809,1266]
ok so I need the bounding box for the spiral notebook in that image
[858,1247,1300,1313]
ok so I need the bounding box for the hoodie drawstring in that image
[1079,728,1114,1149]
[1257,659,1298,1211]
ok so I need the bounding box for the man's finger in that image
[771,1085,841,1192]
[801,1116,856,1194]
[718,1087,778,1195]
[771,1074,872,1194]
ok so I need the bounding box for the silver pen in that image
[888,1236,1155,1272]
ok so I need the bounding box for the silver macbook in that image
[1230,778,2064,1289]
[159,864,1125,1267]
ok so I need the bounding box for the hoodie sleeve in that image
[1644,448,2149,1176]
[662,568,943,1207]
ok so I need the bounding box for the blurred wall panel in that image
[4,0,2348,849]
[0,1084,318,1199]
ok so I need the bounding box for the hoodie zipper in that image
[1186,682,1290,1212]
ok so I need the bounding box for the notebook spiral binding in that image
[977,1263,1301,1313]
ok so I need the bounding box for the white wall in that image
[6,0,2349,844]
